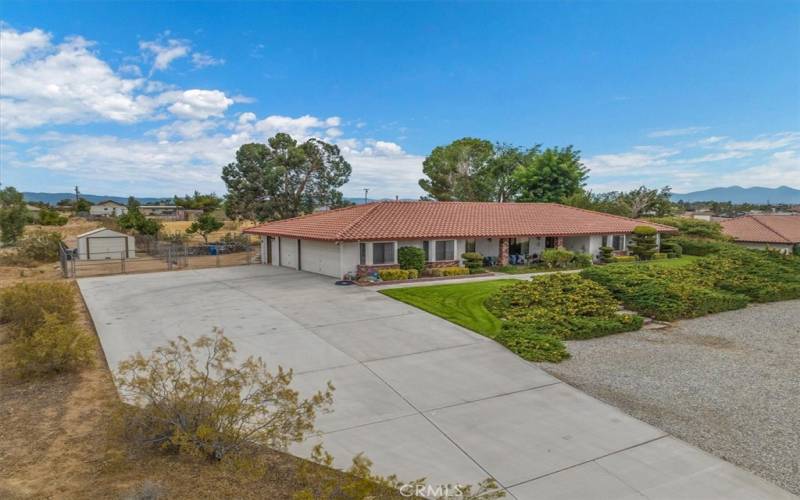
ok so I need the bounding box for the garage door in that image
[88,237,127,260]
[300,240,340,277]
[279,237,298,269]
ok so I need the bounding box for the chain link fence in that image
[60,239,260,278]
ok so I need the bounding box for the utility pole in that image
[74,185,80,205]
[363,188,369,204]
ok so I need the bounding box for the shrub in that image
[660,240,683,258]
[16,230,62,263]
[116,329,334,463]
[218,232,251,250]
[398,246,425,274]
[613,255,637,262]
[670,237,728,256]
[542,248,574,268]
[461,252,485,274]
[0,281,76,337]
[8,313,94,376]
[652,252,668,260]
[572,252,593,268]
[38,207,68,226]
[494,322,569,363]
[646,216,726,240]
[429,266,469,277]
[629,226,658,261]
[598,246,615,264]
[377,268,418,281]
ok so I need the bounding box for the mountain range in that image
[671,186,800,204]
[21,192,376,206]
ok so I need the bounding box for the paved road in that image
[78,265,795,499]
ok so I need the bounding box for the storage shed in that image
[76,228,135,260]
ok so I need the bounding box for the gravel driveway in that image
[541,300,800,494]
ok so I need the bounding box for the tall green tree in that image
[486,144,532,202]
[513,146,587,202]
[222,133,351,221]
[173,191,222,212]
[418,138,495,201]
[0,186,28,245]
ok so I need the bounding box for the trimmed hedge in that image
[659,240,683,258]
[494,322,569,362]
[398,246,425,274]
[613,255,637,262]
[429,266,470,277]
[581,241,800,321]
[377,268,419,281]
[670,237,729,256]
[486,273,643,341]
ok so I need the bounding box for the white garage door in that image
[279,237,298,269]
[87,237,126,260]
[300,240,340,277]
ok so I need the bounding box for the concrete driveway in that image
[78,266,794,499]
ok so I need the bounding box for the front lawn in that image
[380,280,515,336]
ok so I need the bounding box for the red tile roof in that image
[244,201,678,242]
[721,215,800,244]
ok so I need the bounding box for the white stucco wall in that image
[278,237,299,269]
[735,241,793,254]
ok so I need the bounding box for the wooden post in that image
[499,238,509,266]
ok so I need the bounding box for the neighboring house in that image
[139,205,179,218]
[720,215,800,254]
[76,228,135,260]
[89,200,128,217]
[176,208,204,221]
[244,201,678,278]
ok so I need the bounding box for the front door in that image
[266,237,273,264]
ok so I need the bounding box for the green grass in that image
[380,280,515,336]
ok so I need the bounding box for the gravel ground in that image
[540,300,800,495]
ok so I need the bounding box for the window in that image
[465,240,476,253]
[545,237,558,249]
[359,243,366,265]
[601,235,608,247]
[372,242,395,265]
[612,235,624,251]
[435,240,455,261]
[423,241,430,261]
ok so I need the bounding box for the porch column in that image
[557,236,564,248]
[499,238,509,265]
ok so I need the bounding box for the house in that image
[720,214,800,254]
[89,200,128,217]
[139,205,179,218]
[243,201,678,278]
[76,228,135,260]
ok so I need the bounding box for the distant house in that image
[720,215,800,254]
[244,201,678,278]
[76,228,135,260]
[89,200,128,217]
[139,205,179,218]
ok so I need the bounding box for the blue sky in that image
[1,1,798,198]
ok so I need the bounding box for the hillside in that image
[671,186,800,204]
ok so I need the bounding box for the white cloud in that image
[191,52,224,68]
[722,132,800,151]
[695,135,726,146]
[648,126,709,138]
[325,127,343,138]
[720,150,800,187]
[679,151,751,163]
[238,112,256,124]
[139,37,190,74]
[0,27,155,131]
[166,89,233,120]
[583,146,679,174]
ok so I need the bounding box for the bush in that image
[660,240,683,258]
[652,252,668,260]
[542,248,574,268]
[629,226,658,261]
[38,207,68,226]
[486,273,641,341]
[461,252,485,274]
[8,313,94,376]
[16,230,62,263]
[598,246,615,264]
[377,268,418,281]
[429,266,469,277]
[0,281,76,337]
[494,322,569,363]
[670,237,728,256]
[116,329,334,463]
[398,246,425,274]
[646,216,726,240]
[218,232,251,250]
[572,252,593,268]
[613,255,637,262]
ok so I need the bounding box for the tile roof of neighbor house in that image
[244,201,679,241]
[720,215,800,244]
